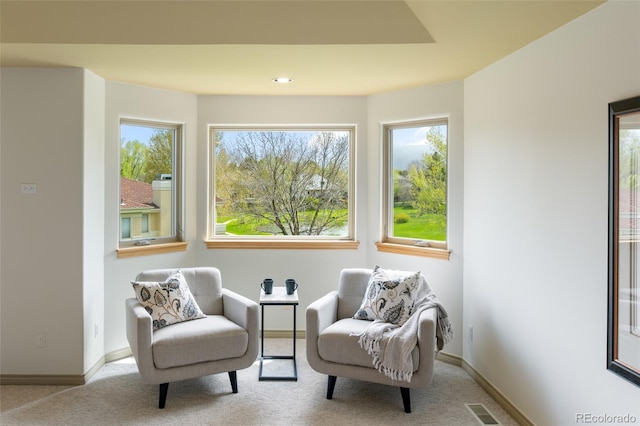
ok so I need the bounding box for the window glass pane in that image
[614,113,640,370]
[141,213,149,233]
[120,123,176,243]
[121,217,131,239]
[212,129,352,238]
[389,122,447,242]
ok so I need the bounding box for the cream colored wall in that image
[0,68,86,375]
[366,81,465,357]
[82,70,106,374]
[463,2,640,424]
[152,179,173,237]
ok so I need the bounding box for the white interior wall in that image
[463,2,640,424]
[82,70,106,373]
[366,82,464,356]
[0,68,86,375]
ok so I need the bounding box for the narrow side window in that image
[381,120,448,253]
[119,120,184,251]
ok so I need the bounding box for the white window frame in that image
[117,118,186,257]
[206,125,358,250]
[378,118,450,259]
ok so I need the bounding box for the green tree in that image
[144,129,173,183]
[394,169,411,205]
[214,132,241,216]
[120,139,148,181]
[407,127,447,215]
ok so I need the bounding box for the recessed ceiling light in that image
[272,77,294,84]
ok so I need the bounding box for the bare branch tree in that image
[217,130,349,236]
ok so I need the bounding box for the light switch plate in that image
[20,183,37,194]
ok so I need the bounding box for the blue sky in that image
[121,124,444,170]
[120,124,156,145]
[392,125,444,170]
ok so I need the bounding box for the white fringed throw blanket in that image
[352,279,453,383]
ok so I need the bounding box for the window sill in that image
[205,240,360,250]
[117,242,188,259]
[375,242,450,260]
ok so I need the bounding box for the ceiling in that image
[0,0,604,96]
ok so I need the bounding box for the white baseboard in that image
[436,351,462,366]
[105,347,133,363]
[0,374,85,386]
[0,347,133,386]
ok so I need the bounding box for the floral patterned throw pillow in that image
[353,265,421,326]
[132,270,206,331]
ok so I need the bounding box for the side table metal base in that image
[258,356,298,381]
[258,287,299,381]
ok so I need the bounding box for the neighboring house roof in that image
[120,177,158,209]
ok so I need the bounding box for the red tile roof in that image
[120,177,157,209]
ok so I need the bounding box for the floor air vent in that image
[465,403,501,425]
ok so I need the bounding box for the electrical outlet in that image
[36,332,47,347]
[468,325,474,342]
[94,324,99,338]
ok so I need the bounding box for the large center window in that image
[208,127,356,248]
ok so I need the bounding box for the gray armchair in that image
[306,268,437,413]
[125,267,259,408]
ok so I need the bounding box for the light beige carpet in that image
[0,339,518,426]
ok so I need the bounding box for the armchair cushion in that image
[132,270,206,331]
[353,266,421,326]
[318,318,419,370]
[152,315,248,369]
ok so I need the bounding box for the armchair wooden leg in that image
[400,387,411,413]
[327,375,337,399]
[228,371,238,393]
[159,383,169,409]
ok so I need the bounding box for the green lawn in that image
[217,215,272,235]
[392,207,446,241]
[218,210,348,236]
[217,207,445,240]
